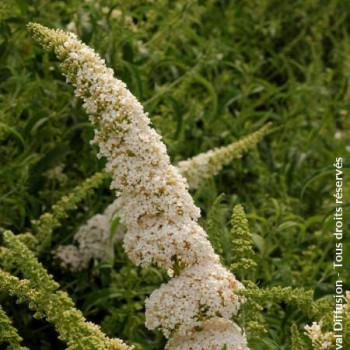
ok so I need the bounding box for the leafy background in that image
[0,0,349,349]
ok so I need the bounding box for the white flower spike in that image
[28,22,247,347]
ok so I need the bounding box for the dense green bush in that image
[0,0,349,349]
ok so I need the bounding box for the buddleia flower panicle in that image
[0,172,106,270]
[230,204,257,278]
[145,260,244,337]
[291,324,304,350]
[177,123,271,189]
[55,202,120,271]
[32,171,107,253]
[3,230,59,292]
[0,305,28,350]
[304,291,350,350]
[0,231,132,350]
[56,125,270,271]
[0,270,131,350]
[165,319,249,350]
[304,322,335,350]
[28,22,247,349]
[27,22,217,270]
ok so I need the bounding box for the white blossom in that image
[55,202,124,271]
[55,244,86,271]
[56,124,270,271]
[145,261,244,337]
[166,319,249,350]
[29,24,218,270]
[28,23,245,344]
[304,322,335,350]
[304,291,350,350]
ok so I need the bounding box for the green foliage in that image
[101,262,166,350]
[0,0,349,349]
[206,193,226,257]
